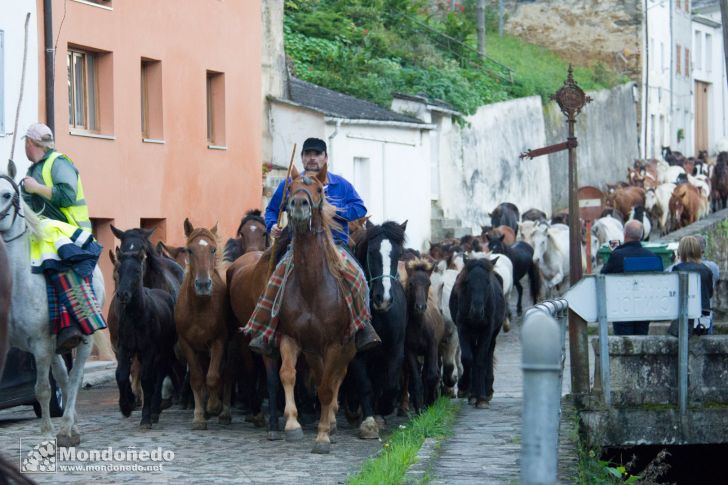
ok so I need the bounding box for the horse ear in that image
[290,164,300,180]
[498,233,505,242]
[142,226,157,239]
[491,256,499,266]
[400,220,408,232]
[184,218,194,237]
[110,225,124,240]
[211,222,219,236]
[7,160,17,179]
[315,164,328,185]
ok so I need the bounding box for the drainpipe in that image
[43,0,54,133]
[644,0,649,159]
[327,119,342,171]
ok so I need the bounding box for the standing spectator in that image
[602,220,664,335]
[670,236,714,335]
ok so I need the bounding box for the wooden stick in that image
[267,143,297,279]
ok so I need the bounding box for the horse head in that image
[286,169,331,233]
[530,222,550,264]
[405,258,433,315]
[237,209,268,253]
[0,175,22,235]
[359,221,406,312]
[115,244,147,307]
[183,218,220,297]
[111,225,156,255]
[459,258,496,322]
[486,232,507,254]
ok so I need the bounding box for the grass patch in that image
[347,397,460,485]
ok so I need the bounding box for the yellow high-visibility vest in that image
[40,151,92,231]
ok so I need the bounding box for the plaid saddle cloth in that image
[243,247,370,345]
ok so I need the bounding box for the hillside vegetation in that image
[284,0,626,115]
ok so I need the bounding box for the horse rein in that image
[366,250,399,286]
[0,174,27,243]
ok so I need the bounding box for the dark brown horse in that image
[175,219,230,430]
[0,238,10,378]
[223,209,269,263]
[711,152,728,212]
[403,258,445,413]
[276,168,357,454]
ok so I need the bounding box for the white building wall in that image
[672,0,694,154]
[440,96,551,231]
[642,0,672,159]
[325,122,431,251]
[692,7,728,155]
[0,2,39,176]
[269,102,325,170]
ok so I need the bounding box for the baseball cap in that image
[302,137,327,153]
[23,123,54,143]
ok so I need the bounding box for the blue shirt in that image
[265,172,367,244]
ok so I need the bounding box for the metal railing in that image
[520,299,568,485]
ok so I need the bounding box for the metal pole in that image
[521,311,562,485]
[585,220,592,274]
[596,275,610,407]
[678,272,688,417]
[43,0,55,133]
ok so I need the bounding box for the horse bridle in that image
[365,244,399,286]
[0,174,27,243]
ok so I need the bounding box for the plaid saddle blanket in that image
[46,270,107,336]
[243,247,370,345]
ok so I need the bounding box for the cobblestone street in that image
[0,382,403,484]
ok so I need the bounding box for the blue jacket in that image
[265,172,367,244]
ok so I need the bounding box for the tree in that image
[722,0,728,91]
[477,0,486,58]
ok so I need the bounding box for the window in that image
[660,42,665,72]
[67,46,113,135]
[0,30,4,134]
[705,33,712,73]
[685,48,690,77]
[206,71,226,147]
[141,59,163,140]
[676,44,681,75]
[67,49,97,130]
[694,31,702,71]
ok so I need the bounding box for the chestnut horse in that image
[0,238,10,378]
[223,209,269,263]
[175,219,230,429]
[276,168,358,454]
[668,183,702,231]
[711,152,728,212]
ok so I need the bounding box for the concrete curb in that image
[403,437,440,485]
[82,360,116,388]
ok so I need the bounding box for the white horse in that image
[527,222,570,297]
[0,172,105,447]
[646,183,676,235]
[591,216,624,247]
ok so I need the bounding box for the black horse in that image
[487,234,541,315]
[344,221,408,439]
[489,202,520,235]
[223,209,269,263]
[449,258,506,408]
[113,245,176,428]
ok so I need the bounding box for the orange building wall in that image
[37,0,262,240]
[35,0,262,345]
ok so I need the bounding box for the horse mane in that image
[19,200,43,238]
[121,228,177,281]
[236,209,265,235]
[464,257,495,272]
[186,227,224,270]
[318,197,346,279]
[406,258,433,273]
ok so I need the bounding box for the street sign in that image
[565,272,702,322]
[577,186,604,221]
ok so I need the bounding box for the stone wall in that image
[546,83,639,212]
[503,0,643,79]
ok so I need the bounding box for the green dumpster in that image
[596,242,677,268]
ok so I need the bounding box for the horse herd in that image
[1,149,724,454]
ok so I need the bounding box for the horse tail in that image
[223,237,244,263]
[528,260,541,305]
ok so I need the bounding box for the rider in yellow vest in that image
[22,123,97,353]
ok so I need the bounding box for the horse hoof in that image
[218,415,232,425]
[476,400,490,409]
[397,407,408,417]
[374,415,386,429]
[252,412,266,428]
[503,318,511,332]
[285,428,304,441]
[192,421,207,431]
[151,414,160,424]
[359,417,380,440]
[267,431,283,441]
[140,422,152,430]
[56,432,81,448]
[468,397,477,406]
[311,442,331,454]
[206,400,222,417]
[120,402,134,418]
